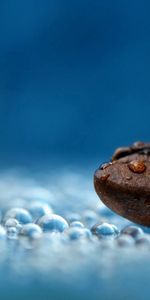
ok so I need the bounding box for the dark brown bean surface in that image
[94,141,150,226]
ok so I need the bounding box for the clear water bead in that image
[91,222,119,239]
[5,218,19,228]
[37,214,69,232]
[28,202,53,220]
[7,227,18,239]
[4,208,32,224]
[84,228,92,238]
[4,218,22,232]
[121,225,144,239]
[21,224,42,239]
[70,221,84,228]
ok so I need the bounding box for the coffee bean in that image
[94,141,150,226]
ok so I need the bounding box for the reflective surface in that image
[0,170,149,300]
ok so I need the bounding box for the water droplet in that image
[100,174,110,182]
[121,225,144,239]
[37,214,69,232]
[4,208,32,224]
[70,221,84,228]
[5,218,22,234]
[7,227,18,239]
[67,227,91,241]
[128,160,146,173]
[91,222,119,239]
[5,218,18,227]
[100,162,112,170]
[21,223,42,239]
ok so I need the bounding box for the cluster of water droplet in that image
[0,197,149,251]
[0,172,149,300]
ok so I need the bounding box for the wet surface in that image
[0,168,149,300]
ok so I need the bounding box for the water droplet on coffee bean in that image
[128,160,146,174]
[100,174,110,182]
[100,162,112,170]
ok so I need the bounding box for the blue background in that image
[0,3,150,300]
[0,0,150,167]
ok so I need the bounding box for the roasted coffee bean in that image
[94,141,150,226]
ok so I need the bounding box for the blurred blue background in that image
[0,3,150,300]
[0,0,150,167]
